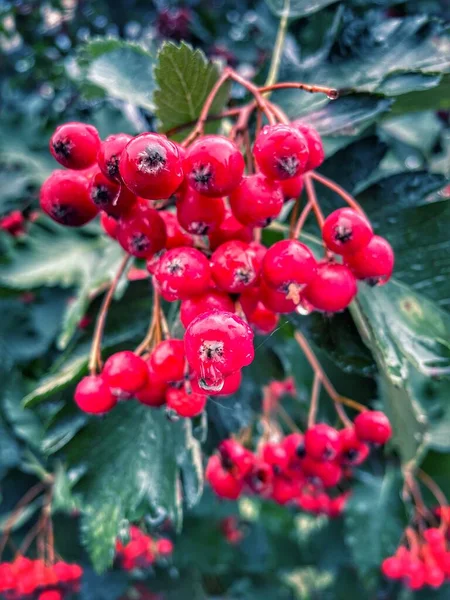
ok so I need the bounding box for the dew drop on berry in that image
[197,375,225,393]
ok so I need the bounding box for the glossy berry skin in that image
[381,557,403,579]
[229,174,284,227]
[135,364,167,407]
[303,262,357,313]
[260,280,297,314]
[149,339,185,383]
[184,135,245,197]
[74,375,117,414]
[89,170,136,218]
[176,186,226,235]
[97,133,133,182]
[159,210,193,249]
[116,202,167,258]
[302,456,343,488]
[153,247,211,301]
[291,121,325,171]
[283,433,306,467]
[166,387,207,417]
[208,211,253,250]
[338,428,370,466]
[305,424,341,461]
[38,592,63,600]
[248,302,279,334]
[354,411,392,445]
[50,122,100,170]
[262,239,317,292]
[345,235,394,285]
[245,460,274,496]
[102,351,149,394]
[261,442,289,474]
[206,455,243,499]
[211,241,260,294]
[253,124,309,180]
[40,170,99,226]
[280,176,304,201]
[184,310,254,387]
[219,439,254,478]
[119,133,184,199]
[180,290,235,328]
[191,369,242,397]
[322,208,373,255]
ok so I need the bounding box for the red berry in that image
[338,428,370,466]
[302,456,343,487]
[208,210,253,250]
[424,528,445,547]
[180,291,235,328]
[166,387,207,417]
[102,351,149,394]
[271,476,299,505]
[303,261,357,313]
[135,364,168,407]
[282,433,306,465]
[248,302,279,334]
[153,247,211,301]
[159,210,193,249]
[219,439,254,478]
[211,240,260,293]
[149,339,185,383]
[53,561,83,582]
[253,124,309,180]
[74,375,117,414]
[245,460,274,496]
[291,121,325,171]
[184,135,244,197]
[156,538,174,557]
[354,411,392,445]
[229,173,284,227]
[89,170,136,218]
[40,170,99,226]
[327,493,350,518]
[345,235,394,285]
[100,212,119,239]
[262,239,317,293]
[0,210,25,236]
[191,369,242,397]
[184,310,254,388]
[381,556,403,579]
[176,186,225,235]
[98,133,133,182]
[50,121,100,170]
[259,280,297,314]
[425,564,445,588]
[280,176,304,201]
[119,133,184,199]
[322,208,373,255]
[206,455,243,499]
[116,201,167,258]
[305,424,341,461]
[261,442,289,474]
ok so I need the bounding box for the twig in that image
[417,469,449,533]
[259,82,339,99]
[292,200,313,239]
[135,287,161,355]
[304,174,325,229]
[333,401,353,428]
[307,374,321,428]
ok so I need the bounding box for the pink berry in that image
[89,170,136,218]
[338,428,369,466]
[156,538,174,556]
[74,375,117,414]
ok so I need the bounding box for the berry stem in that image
[309,171,367,216]
[135,286,161,355]
[405,526,420,556]
[294,331,366,412]
[304,174,325,229]
[417,469,449,533]
[307,373,321,428]
[289,196,302,238]
[333,400,353,428]
[228,70,277,125]
[88,254,132,375]
[266,100,290,124]
[259,82,339,98]
[403,469,434,523]
[164,107,243,137]
[159,306,171,340]
[292,200,313,239]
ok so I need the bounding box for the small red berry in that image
[381,556,403,579]
[206,455,243,499]
[282,433,306,465]
[211,240,260,294]
[40,170,99,226]
[262,239,317,292]
[184,135,244,197]
[259,280,297,314]
[261,442,289,474]
[354,411,392,445]
[100,212,119,239]
[38,591,63,600]
[253,124,309,180]
[291,121,325,170]
[280,176,304,201]
[50,122,100,170]
[305,424,342,461]
[89,170,136,218]
[176,186,225,235]
[74,375,117,414]
[322,208,373,255]
[159,210,193,249]
[208,210,253,250]
[166,387,207,417]
[338,428,370,466]
[180,290,235,328]
[424,528,445,547]
[303,262,357,313]
[245,460,274,496]
[135,364,168,407]
[327,493,350,518]
[0,210,25,236]
[425,564,445,588]
[116,202,167,258]
[302,456,343,487]
[248,302,279,334]
[229,173,284,227]
[345,235,394,285]
[156,538,174,557]
[149,339,185,383]
[120,133,184,199]
[102,351,149,394]
[219,439,254,478]
[97,133,133,182]
[271,476,299,505]
[153,247,211,301]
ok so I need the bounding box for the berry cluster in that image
[0,557,82,600]
[115,526,173,571]
[206,411,392,516]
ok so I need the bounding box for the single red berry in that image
[211,240,260,294]
[282,433,306,465]
[253,124,309,180]
[259,280,297,314]
[89,170,136,218]
[302,456,343,488]
[303,261,357,313]
[159,210,193,249]
[38,591,63,600]
[354,411,392,445]
[156,538,174,557]
[271,476,299,505]
[425,564,445,588]
[180,290,235,328]
[206,455,243,499]
[176,185,226,235]
[248,302,279,334]
[153,246,211,301]
[261,442,289,474]
[74,375,117,414]
[345,235,394,285]
[184,135,244,197]
[262,239,317,293]
[322,208,373,255]
[296,493,319,513]
[0,210,25,236]
[229,173,284,227]
[116,201,167,258]
[40,170,99,226]
[338,428,370,466]
[119,133,184,199]
[219,439,254,479]
[424,528,446,547]
[149,339,185,383]
[381,556,403,579]
[102,351,149,394]
[245,460,274,496]
[184,310,254,388]
[50,121,100,170]
[100,212,119,239]
[305,424,342,461]
[280,176,304,202]
[208,210,253,250]
[191,369,242,397]
[166,387,207,417]
[135,364,168,407]
[97,133,133,182]
[327,493,350,518]
[291,121,325,170]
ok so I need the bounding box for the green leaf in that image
[78,39,155,111]
[345,466,404,588]
[0,415,20,478]
[66,403,203,572]
[264,0,339,19]
[154,42,230,140]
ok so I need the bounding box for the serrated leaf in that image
[264,0,339,18]
[154,42,230,140]
[65,403,203,572]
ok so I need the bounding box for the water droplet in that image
[295,302,312,316]
[327,89,339,100]
[197,376,224,393]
